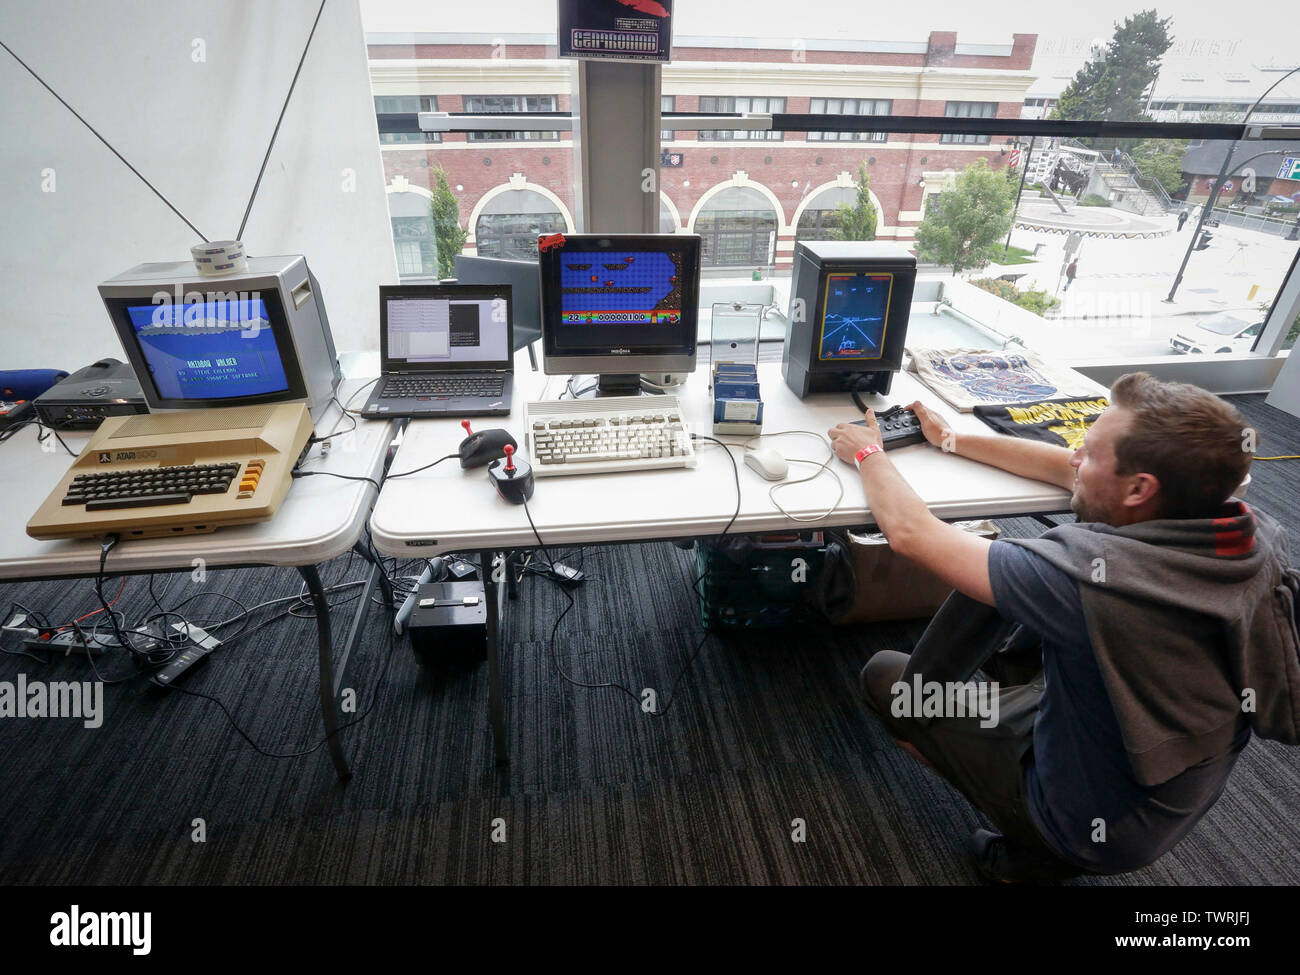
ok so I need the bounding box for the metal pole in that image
[1166,64,1300,302]
[1003,136,1035,261]
[1164,149,1233,302]
[1165,148,1288,302]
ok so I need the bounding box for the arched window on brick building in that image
[695,186,778,268]
[795,186,858,243]
[475,189,567,260]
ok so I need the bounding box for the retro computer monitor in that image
[98,255,342,424]
[537,233,701,396]
[781,241,916,399]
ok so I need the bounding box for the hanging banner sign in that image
[558,0,673,63]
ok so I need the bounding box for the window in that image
[808,98,891,141]
[941,101,997,144]
[474,188,567,260]
[374,95,440,144]
[795,186,858,241]
[463,95,560,142]
[661,95,675,141]
[387,191,439,280]
[695,186,778,266]
[698,96,785,141]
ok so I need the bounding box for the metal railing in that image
[1210,207,1300,238]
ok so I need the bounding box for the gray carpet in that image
[0,394,1297,885]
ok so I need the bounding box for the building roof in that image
[1181,139,1300,177]
[1026,56,1300,108]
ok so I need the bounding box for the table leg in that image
[480,548,509,766]
[298,564,352,781]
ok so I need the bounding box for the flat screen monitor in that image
[538,233,700,395]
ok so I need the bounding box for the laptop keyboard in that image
[380,375,505,399]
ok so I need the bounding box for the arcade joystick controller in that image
[487,444,534,504]
[459,419,516,469]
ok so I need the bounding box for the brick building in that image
[367,31,1037,278]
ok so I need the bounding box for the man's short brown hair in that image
[1108,372,1253,519]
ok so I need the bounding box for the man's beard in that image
[1070,487,1109,524]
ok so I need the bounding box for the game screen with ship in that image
[817,272,893,361]
[554,248,689,348]
[125,298,289,400]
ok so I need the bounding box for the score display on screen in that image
[558,250,684,327]
[817,272,893,362]
[125,298,289,400]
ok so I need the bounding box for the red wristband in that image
[855,445,883,467]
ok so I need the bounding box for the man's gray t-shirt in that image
[988,540,1251,873]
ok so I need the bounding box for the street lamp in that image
[1166,66,1300,302]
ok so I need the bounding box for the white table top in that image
[369,351,1073,557]
[0,381,393,578]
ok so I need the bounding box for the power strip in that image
[21,629,119,657]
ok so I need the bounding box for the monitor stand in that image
[595,373,641,397]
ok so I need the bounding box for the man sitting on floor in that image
[827,372,1300,883]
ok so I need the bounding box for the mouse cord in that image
[742,430,845,523]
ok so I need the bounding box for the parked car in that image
[1170,315,1264,354]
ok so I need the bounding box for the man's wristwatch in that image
[855,444,883,467]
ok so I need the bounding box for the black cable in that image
[164,575,402,761]
[236,0,328,240]
[48,426,77,457]
[690,434,743,539]
[0,40,209,241]
[387,453,459,479]
[291,469,381,493]
[310,395,360,442]
[520,498,709,717]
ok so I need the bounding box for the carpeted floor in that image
[0,394,1297,885]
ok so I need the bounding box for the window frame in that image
[808,97,891,142]
[462,94,561,142]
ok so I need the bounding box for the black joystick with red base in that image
[458,419,516,469]
[487,444,534,504]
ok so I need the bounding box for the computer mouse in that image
[459,421,516,469]
[744,446,788,481]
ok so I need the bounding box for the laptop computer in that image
[363,283,514,418]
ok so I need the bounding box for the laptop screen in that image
[380,284,513,371]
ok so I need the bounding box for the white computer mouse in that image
[744,446,788,481]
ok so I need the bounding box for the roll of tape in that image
[191,240,247,276]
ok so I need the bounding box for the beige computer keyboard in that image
[26,403,313,540]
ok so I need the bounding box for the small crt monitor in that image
[538,233,701,396]
[99,255,341,422]
[782,241,915,399]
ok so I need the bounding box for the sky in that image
[360,0,1297,68]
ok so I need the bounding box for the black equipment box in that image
[408,580,488,664]
[34,358,147,430]
[696,533,834,629]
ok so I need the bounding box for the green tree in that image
[1129,139,1189,196]
[429,167,468,278]
[831,163,877,241]
[1049,10,1174,137]
[914,159,1017,275]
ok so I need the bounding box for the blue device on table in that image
[0,369,69,401]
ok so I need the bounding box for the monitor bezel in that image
[103,288,309,411]
[537,233,701,373]
[379,283,514,373]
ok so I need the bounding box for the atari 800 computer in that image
[27,256,339,540]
